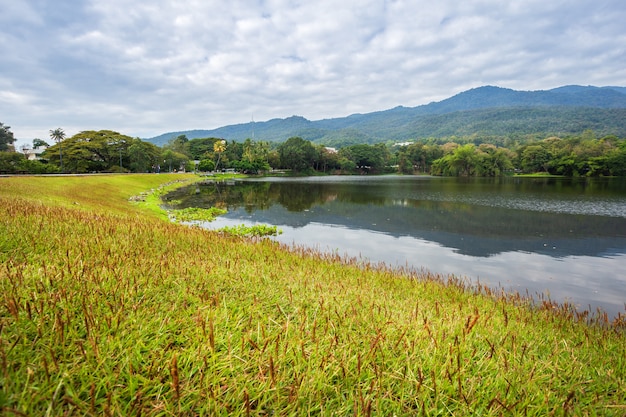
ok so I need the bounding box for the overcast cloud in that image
[2,0,625,146]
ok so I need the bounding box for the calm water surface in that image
[167,176,626,318]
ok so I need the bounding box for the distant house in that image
[21,145,47,161]
[324,147,338,154]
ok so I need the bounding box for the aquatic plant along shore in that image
[1,174,624,415]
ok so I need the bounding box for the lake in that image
[166,175,626,319]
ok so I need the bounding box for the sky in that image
[2,0,625,149]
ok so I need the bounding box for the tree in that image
[49,128,66,172]
[316,145,341,173]
[223,140,243,168]
[339,144,388,173]
[0,151,25,173]
[197,159,215,172]
[188,137,220,160]
[605,144,626,176]
[44,130,136,173]
[450,144,478,176]
[474,144,514,176]
[402,143,425,173]
[214,140,226,171]
[165,135,190,156]
[0,150,58,174]
[338,156,357,173]
[430,143,479,176]
[128,138,161,173]
[277,137,317,172]
[267,149,280,170]
[238,139,271,173]
[0,123,16,151]
[33,138,50,148]
[396,149,414,174]
[520,145,551,173]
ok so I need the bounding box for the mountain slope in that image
[146,85,626,146]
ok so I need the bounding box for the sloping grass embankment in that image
[1,174,624,415]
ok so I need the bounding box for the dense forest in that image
[146,85,626,147]
[1,123,625,177]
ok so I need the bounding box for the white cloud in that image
[1,0,625,145]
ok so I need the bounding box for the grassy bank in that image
[1,174,624,415]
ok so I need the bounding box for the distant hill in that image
[145,85,626,146]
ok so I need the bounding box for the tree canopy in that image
[0,122,15,152]
[277,137,317,172]
[43,130,177,174]
[2,123,625,177]
[33,138,50,148]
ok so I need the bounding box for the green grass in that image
[169,206,228,223]
[0,173,197,215]
[1,174,624,416]
[217,223,282,238]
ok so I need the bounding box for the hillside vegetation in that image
[146,85,626,146]
[1,174,625,415]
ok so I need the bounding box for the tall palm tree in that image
[49,128,66,172]
[214,140,226,171]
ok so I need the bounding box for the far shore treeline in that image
[1,122,626,176]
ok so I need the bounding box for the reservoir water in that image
[166,176,626,319]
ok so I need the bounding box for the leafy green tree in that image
[338,156,357,173]
[474,144,514,176]
[396,143,421,174]
[520,145,551,173]
[277,137,317,172]
[430,144,478,176]
[0,123,15,152]
[552,153,577,176]
[33,138,50,148]
[165,135,190,156]
[197,159,215,172]
[0,151,57,174]
[451,144,478,176]
[267,149,280,170]
[235,139,271,173]
[128,138,162,172]
[339,144,388,173]
[161,149,189,172]
[316,146,341,173]
[396,149,414,174]
[223,140,243,168]
[0,151,25,173]
[604,141,626,176]
[44,130,133,173]
[425,145,444,171]
[20,158,59,174]
[187,138,222,160]
[396,143,444,174]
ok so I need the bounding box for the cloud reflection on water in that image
[170,176,626,319]
[206,217,626,319]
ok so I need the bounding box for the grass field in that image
[1,174,624,415]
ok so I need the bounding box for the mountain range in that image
[146,85,626,146]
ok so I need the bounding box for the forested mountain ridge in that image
[146,85,626,146]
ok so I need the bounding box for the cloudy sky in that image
[2,0,625,147]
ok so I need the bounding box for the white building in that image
[21,145,47,161]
